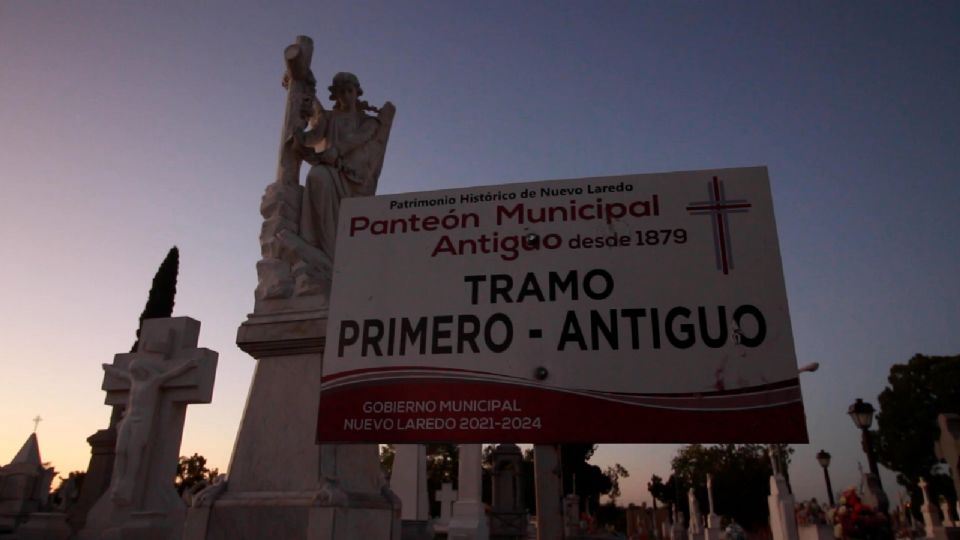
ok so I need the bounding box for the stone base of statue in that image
[68,426,118,533]
[182,311,400,540]
[15,512,71,540]
[400,519,434,540]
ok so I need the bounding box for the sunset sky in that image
[1,1,958,507]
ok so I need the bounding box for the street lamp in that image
[816,449,835,506]
[848,398,883,490]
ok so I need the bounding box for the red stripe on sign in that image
[321,364,509,384]
[316,379,808,444]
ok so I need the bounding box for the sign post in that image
[318,166,807,443]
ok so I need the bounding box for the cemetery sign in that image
[317,167,808,443]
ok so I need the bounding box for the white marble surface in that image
[447,444,489,540]
[391,444,428,521]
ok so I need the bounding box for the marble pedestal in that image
[16,512,71,540]
[767,475,799,540]
[533,445,563,540]
[447,445,489,540]
[68,426,117,533]
[183,310,400,540]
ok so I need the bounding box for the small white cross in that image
[436,482,458,524]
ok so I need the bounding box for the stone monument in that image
[392,444,432,540]
[0,433,55,534]
[703,475,721,540]
[80,317,217,540]
[561,494,580,538]
[183,35,400,540]
[669,506,686,540]
[767,473,799,540]
[447,445,489,540]
[940,496,956,528]
[434,482,458,534]
[919,477,948,540]
[489,444,527,540]
[252,35,395,310]
[533,445,563,540]
[687,487,703,540]
[859,472,889,516]
[69,410,122,533]
[935,414,960,505]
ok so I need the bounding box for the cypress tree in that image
[131,246,179,352]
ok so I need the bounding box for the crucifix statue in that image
[82,317,217,539]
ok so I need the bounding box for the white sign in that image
[318,167,807,443]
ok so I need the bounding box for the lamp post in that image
[848,398,883,490]
[816,449,835,506]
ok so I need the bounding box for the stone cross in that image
[436,483,458,527]
[918,477,942,538]
[32,415,42,432]
[82,317,217,540]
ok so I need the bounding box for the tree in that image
[50,471,86,509]
[560,444,617,515]
[876,354,960,511]
[604,463,630,504]
[131,246,179,352]
[176,453,218,495]
[653,444,779,531]
[647,474,670,506]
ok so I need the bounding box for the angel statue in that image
[256,36,395,305]
[294,71,395,292]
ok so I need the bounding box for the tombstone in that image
[448,444,489,540]
[625,504,641,538]
[795,500,832,540]
[939,496,956,528]
[859,472,889,515]
[434,482,458,534]
[533,445,563,540]
[626,503,657,540]
[78,317,217,540]
[703,475,721,540]
[935,414,960,508]
[490,444,527,540]
[767,473,799,540]
[69,414,121,532]
[392,444,432,540]
[562,494,580,538]
[687,487,703,540]
[16,511,73,540]
[919,477,948,540]
[669,507,686,540]
[0,433,55,534]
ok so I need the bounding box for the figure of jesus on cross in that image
[103,355,200,506]
[97,317,217,513]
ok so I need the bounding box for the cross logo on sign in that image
[686,176,752,275]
